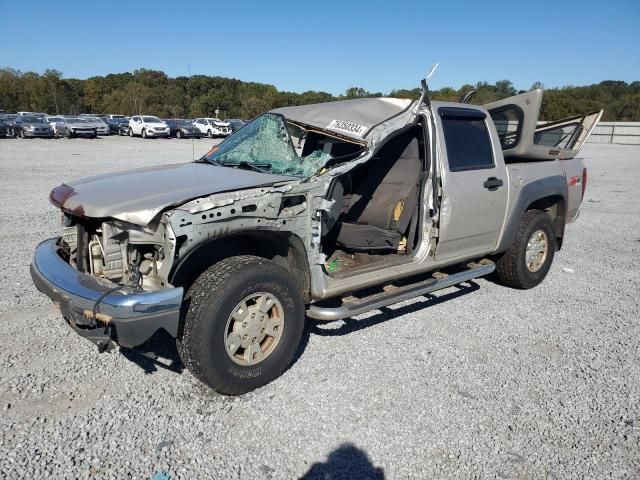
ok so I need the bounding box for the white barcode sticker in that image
[326,119,367,137]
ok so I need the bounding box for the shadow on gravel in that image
[120,281,479,378]
[301,443,384,479]
[120,330,184,375]
[307,281,480,338]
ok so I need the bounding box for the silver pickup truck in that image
[31,83,601,395]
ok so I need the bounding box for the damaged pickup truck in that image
[31,82,601,394]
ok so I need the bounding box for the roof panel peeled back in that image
[272,98,414,141]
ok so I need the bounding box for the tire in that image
[118,129,123,136]
[66,129,73,139]
[19,129,25,139]
[207,129,213,139]
[128,127,134,137]
[177,255,305,395]
[495,210,556,289]
[176,130,182,139]
[141,128,147,139]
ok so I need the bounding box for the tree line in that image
[0,67,638,121]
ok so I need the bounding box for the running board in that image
[306,260,495,321]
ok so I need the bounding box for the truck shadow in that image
[292,281,480,364]
[120,331,185,375]
[121,281,479,377]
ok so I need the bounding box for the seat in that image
[333,133,422,251]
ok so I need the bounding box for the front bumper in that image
[24,130,53,138]
[30,239,183,349]
[147,130,170,137]
[177,130,200,137]
[70,128,96,137]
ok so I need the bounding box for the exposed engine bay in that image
[59,215,174,291]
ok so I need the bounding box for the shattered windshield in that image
[204,113,334,177]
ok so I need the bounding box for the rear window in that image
[440,108,493,172]
[489,105,523,149]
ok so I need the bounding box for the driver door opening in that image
[320,123,427,277]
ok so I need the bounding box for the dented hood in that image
[51,162,294,225]
[272,97,414,143]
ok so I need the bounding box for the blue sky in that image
[1,0,638,94]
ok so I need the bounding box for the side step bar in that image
[306,260,495,321]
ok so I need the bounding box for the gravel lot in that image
[0,137,639,479]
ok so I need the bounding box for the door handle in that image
[483,177,504,191]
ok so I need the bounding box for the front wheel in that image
[176,130,182,139]
[177,255,305,395]
[141,128,147,139]
[128,127,134,137]
[207,129,213,139]
[495,210,556,289]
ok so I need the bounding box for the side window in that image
[440,108,494,172]
[489,105,523,150]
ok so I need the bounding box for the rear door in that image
[435,106,509,260]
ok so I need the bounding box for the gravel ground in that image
[0,137,639,479]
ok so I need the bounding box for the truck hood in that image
[51,162,295,226]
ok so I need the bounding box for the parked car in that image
[225,119,247,133]
[79,113,107,120]
[17,111,47,118]
[13,115,54,138]
[3,114,17,137]
[164,119,202,139]
[45,116,66,137]
[31,81,600,395]
[128,115,170,138]
[105,117,130,134]
[63,117,97,138]
[193,117,232,138]
[82,117,110,135]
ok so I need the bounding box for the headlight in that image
[26,125,35,130]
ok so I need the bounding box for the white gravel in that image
[0,137,639,479]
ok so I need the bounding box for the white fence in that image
[587,122,640,145]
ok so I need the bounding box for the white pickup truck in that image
[31,81,600,395]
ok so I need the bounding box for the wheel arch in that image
[169,231,311,303]
[496,175,568,253]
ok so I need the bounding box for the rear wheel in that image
[495,210,556,289]
[177,255,305,395]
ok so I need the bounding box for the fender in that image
[496,175,568,253]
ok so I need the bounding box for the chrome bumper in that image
[30,239,183,349]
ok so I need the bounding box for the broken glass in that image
[205,113,333,177]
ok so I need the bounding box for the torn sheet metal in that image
[273,98,414,143]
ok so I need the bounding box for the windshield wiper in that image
[222,161,272,173]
